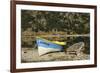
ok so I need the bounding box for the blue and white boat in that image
[36,37,66,56]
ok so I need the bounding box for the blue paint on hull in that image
[36,38,63,51]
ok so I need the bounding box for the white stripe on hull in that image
[38,46,62,56]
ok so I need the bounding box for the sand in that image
[21,48,89,63]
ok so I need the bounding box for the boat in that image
[36,37,66,56]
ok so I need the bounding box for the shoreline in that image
[21,48,90,63]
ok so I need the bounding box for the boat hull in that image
[36,38,63,56]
